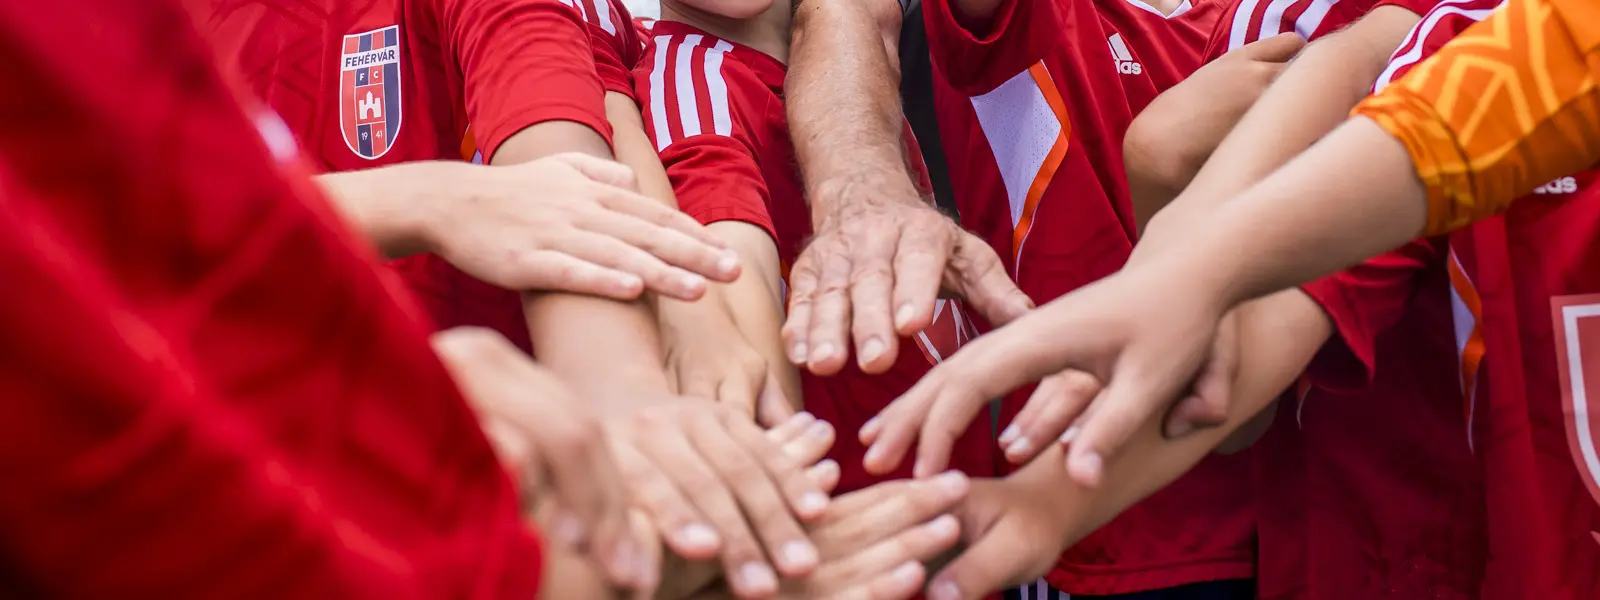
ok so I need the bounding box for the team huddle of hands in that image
[393,149,1246,599]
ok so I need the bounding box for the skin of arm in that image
[316,161,475,260]
[492,119,677,406]
[614,90,800,410]
[787,0,918,221]
[1137,6,1423,253]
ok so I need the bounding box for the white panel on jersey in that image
[970,69,1060,230]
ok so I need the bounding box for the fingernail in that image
[928,514,959,536]
[609,537,640,580]
[929,579,961,600]
[895,303,917,329]
[553,512,586,545]
[863,443,886,467]
[809,342,836,364]
[1071,451,1104,487]
[717,251,740,276]
[1004,436,1033,458]
[616,274,643,293]
[861,416,881,438]
[679,273,706,292]
[933,470,968,493]
[1058,425,1080,444]
[675,523,719,550]
[738,563,778,594]
[806,420,833,439]
[860,338,885,363]
[791,411,816,427]
[789,342,808,364]
[798,491,830,515]
[997,423,1021,445]
[890,562,922,587]
[810,459,839,478]
[779,540,819,571]
[1167,419,1196,438]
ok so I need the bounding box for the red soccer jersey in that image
[0,0,540,597]
[633,21,996,493]
[187,0,611,352]
[1200,0,1443,62]
[1277,236,1488,600]
[1098,0,1228,112]
[920,0,1255,592]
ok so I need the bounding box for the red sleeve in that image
[634,38,778,241]
[0,2,544,596]
[441,0,613,159]
[1370,0,1503,92]
[1200,0,1438,64]
[921,0,1065,93]
[1297,238,1444,391]
[577,0,643,99]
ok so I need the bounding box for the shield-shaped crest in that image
[1551,293,1600,512]
[339,25,403,159]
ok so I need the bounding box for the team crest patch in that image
[339,25,402,159]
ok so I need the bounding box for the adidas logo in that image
[1108,33,1142,75]
[1534,176,1579,195]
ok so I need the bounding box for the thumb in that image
[926,517,1048,600]
[755,371,798,429]
[548,152,641,191]
[1241,32,1307,63]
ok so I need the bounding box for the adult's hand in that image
[430,327,650,592]
[861,267,1227,486]
[422,153,740,301]
[783,201,1032,376]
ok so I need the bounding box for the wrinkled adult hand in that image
[431,327,649,592]
[783,200,1032,376]
[861,268,1228,486]
[425,153,740,301]
[607,402,832,599]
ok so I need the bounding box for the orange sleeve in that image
[1351,0,1600,236]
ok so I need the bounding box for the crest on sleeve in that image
[338,25,403,160]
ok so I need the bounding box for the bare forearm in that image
[710,221,799,405]
[788,0,919,221]
[1140,7,1420,252]
[316,161,465,259]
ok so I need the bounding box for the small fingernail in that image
[860,338,886,363]
[806,420,833,439]
[553,512,586,545]
[679,273,706,292]
[717,252,740,276]
[791,411,816,427]
[798,491,830,515]
[997,423,1021,445]
[1004,437,1033,458]
[895,303,917,329]
[928,514,959,536]
[929,579,961,600]
[863,443,886,466]
[738,563,778,594]
[809,342,836,364]
[1058,425,1081,444]
[779,540,819,571]
[861,416,881,436]
[1167,419,1196,438]
[810,459,839,478]
[933,470,968,493]
[609,537,640,579]
[675,523,719,550]
[616,274,643,292]
[789,342,808,364]
[890,562,922,586]
[1072,451,1105,486]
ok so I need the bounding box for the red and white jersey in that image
[1200,0,1445,62]
[1097,0,1228,112]
[918,0,1255,592]
[633,21,996,494]
[187,0,610,352]
[0,0,542,596]
[565,0,642,97]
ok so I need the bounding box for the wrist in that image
[406,161,477,255]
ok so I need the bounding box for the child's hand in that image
[659,290,796,427]
[924,473,1074,600]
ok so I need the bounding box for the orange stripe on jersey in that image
[1446,247,1486,431]
[1012,63,1073,263]
[1353,0,1600,235]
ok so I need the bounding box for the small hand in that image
[430,327,650,592]
[782,200,1031,377]
[425,153,741,301]
[861,270,1226,486]
[607,400,831,599]
[659,291,797,427]
[924,477,1069,600]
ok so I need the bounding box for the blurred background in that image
[624,0,661,19]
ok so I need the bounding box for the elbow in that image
[1123,116,1199,227]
